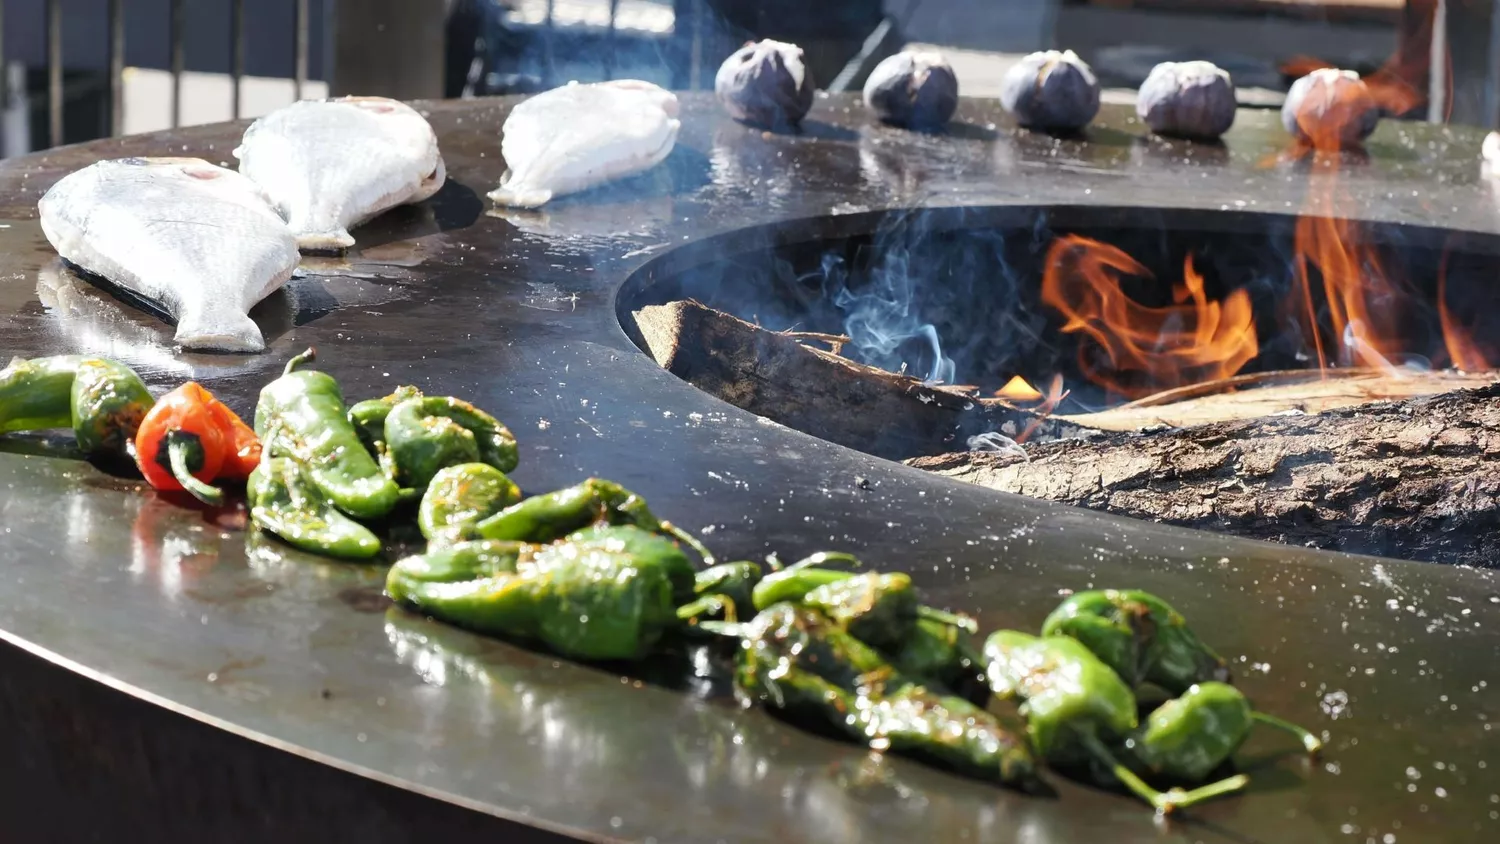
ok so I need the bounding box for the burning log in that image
[910,383,1500,568]
[630,300,1093,460]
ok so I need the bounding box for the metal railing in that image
[9,0,313,151]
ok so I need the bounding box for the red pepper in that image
[133,382,260,505]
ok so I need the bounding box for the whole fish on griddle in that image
[234,96,446,251]
[490,80,680,208]
[37,157,301,353]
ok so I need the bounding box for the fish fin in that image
[487,185,554,209]
[296,229,356,252]
[173,310,266,354]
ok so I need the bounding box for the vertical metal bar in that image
[542,0,556,86]
[108,0,124,136]
[47,0,62,148]
[294,0,309,101]
[604,0,620,80]
[231,0,244,118]
[170,0,184,128]
[689,0,704,90]
[0,0,7,116]
[1429,0,1448,124]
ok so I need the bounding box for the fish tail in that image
[487,184,554,209]
[174,309,266,354]
[295,228,356,252]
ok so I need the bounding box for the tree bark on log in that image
[909,385,1500,568]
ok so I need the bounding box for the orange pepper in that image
[133,382,259,505]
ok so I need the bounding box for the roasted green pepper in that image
[254,348,400,520]
[985,630,1247,813]
[0,355,154,459]
[888,617,987,699]
[475,477,716,564]
[386,525,719,662]
[709,602,1040,790]
[1122,682,1322,783]
[348,385,423,451]
[383,395,518,489]
[419,463,523,547]
[1041,589,1229,694]
[691,561,763,621]
[247,450,382,560]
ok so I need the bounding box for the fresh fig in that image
[1000,49,1100,132]
[1281,67,1379,149]
[863,51,959,130]
[1136,60,1236,140]
[715,39,815,130]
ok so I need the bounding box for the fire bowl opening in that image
[619,206,1500,568]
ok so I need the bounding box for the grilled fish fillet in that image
[37,157,302,353]
[234,96,445,251]
[490,80,681,208]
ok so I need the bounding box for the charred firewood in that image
[630,300,1093,461]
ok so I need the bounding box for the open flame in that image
[1041,235,1259,400]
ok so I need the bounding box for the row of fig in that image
[715,39,1381,149]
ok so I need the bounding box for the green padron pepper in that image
[1041,589,1230,695]
[348,385,423,451]
[247,453,382,560]
[1123,682,1323,783]
[0,355,154,459]
[985,630,1247,814]
[691,561,763,621]
[708,602,1040,790]
[254,348,400,520]
[383,395,518,490]
[419,463,523,547]
[386,525,722,662]
[475,477,716,564]
[888,618,988,700]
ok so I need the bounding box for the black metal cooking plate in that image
[0,95,1496,843]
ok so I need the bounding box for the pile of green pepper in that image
[1,349,1326,816]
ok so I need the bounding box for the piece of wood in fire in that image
[911,384,1500,567]
[631,300,1093,461]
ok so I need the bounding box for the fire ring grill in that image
[0,95,1495,843]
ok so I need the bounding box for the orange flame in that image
[994,375,1044,402]
[1437,247,1491,372]
[1041,235,1259,399]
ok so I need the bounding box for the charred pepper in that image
[419,463,523,547]
[474,477,716,564]
[1041,589,1229,694]
[134,382,260,505]
[247,444,382,560]
[0,355,154,459]
[706,602,1040,790]
[386,524,722,662]
[253,348,400,520]
[348,385,423,451]
[985,630,1247,813]
[383,395,519,489]
[1123,682,1322,782]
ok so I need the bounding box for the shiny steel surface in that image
[0,94,1497,843]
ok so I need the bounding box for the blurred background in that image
[0,0,1476,157]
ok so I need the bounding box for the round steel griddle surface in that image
[0,94,1496,843]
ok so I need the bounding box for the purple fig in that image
[1281,67,1379,149]
[715,39,815,130]
[1136,60,1237,140]
[863,51,959,130]
[1000,49,1100,132]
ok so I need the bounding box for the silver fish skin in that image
[37,157,301,353]
[490,80,680,209]
[234,96,445,251]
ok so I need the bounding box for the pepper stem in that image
[284,347,316,376]
[694,620,744,638]
[660,520,717,567]
[771,551,863,575]
[678,595,735,623]
[917,605,980,633]
[1252,711,1323,756]
[166,432,224,506]
[1078,731,1246,815]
